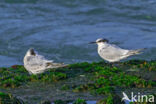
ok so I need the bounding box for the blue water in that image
[0,0,156,67]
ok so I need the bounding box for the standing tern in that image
[23,48,67,75]
[90,38,144,63]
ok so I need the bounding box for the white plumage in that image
[90,38,144,62]
[23,48,66,74]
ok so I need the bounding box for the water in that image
[0,0,156,67]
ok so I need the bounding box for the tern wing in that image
[27,55,67,69]
[26,56,46,68]
[35,55,65,69]
[24,55,47,74]
[109,44,129,54]
[36,54,53,63]
[99,44,129,62]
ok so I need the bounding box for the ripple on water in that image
[0,0,156,67]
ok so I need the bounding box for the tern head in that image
[27,48,36,56]
[89,38,109,44]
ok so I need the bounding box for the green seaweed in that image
[0,92,25,104]
[0,60,156,103]
[95,86,114,95]
[73,84,95,92]
[61,84,70,91]
[73,98,86,104]
[97,94,124,104]
[71,60,156,97]
[0,60,154,90]
[0,65,67,88]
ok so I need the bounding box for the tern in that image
[90,38,144,63]
[23,48,67,75]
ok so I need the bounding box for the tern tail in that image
[46,62,68,69]
[128,48,145,56]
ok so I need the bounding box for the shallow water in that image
[0,0,156,67]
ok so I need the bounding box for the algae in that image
[0,91,24,104]
[0,60,156,104]
[0,65,67,88]
[73,98,86,104]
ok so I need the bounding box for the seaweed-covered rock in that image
[0,65,67,88]
[0,60,156,104]
[40,100,51,104]
[73,98,87,104]
[0,92,24,104]
[97,94,124,104]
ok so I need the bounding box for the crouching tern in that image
[90,38,144,63]
[23,48,67,75]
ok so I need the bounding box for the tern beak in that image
[89,42,96,44]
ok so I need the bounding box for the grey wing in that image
[100,45,129,60]
[24,54,54,74]
[26,56,48,72]
[26,56,44,68]
[36,54,53,63]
